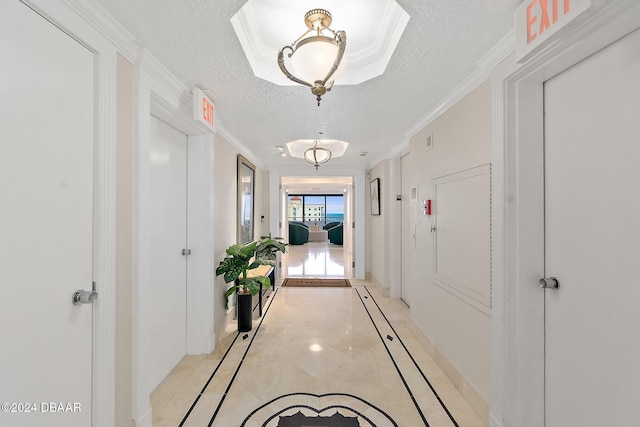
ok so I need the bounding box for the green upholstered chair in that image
[327,223,343,245]
[289,221,309,245]
[323,221,341,230]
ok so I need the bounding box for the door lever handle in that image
[539,277,559,289]
[73,289,98,305]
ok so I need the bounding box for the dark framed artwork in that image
[370,178,380,215]
[237,155,255,244]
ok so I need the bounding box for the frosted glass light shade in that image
[304,147,331,163]
[291,39,345,84]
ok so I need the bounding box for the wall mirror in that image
[237,155,255,244]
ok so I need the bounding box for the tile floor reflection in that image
[282,241,352,278]
[150,244,485,427]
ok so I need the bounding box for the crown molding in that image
[214,122,266,171]
[62,0,265,170]
[403,29,515,141]
[62,0,191,112]
[370,29,515,168]
[61,0,139,62]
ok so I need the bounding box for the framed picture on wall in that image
[370,178,380,215]
[237,154,255,244]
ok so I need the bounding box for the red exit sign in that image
[516,0,599,63]
[193,88,215,131]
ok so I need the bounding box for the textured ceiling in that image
[94,0,520,173]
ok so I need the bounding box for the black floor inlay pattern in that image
[241,392,397,427]
[277,410,360,426]
[362,287,459,427]
[176,285,461,426]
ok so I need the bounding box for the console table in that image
[235,265,275,319]
[308,230,328,242]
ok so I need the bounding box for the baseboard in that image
[213,308,235,348]
[365,273,391,296]
[489,412,504,427]
[133,407,152,427]
[406,321,490,426]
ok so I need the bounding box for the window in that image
[287,194,344,225]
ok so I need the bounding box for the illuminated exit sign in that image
[515,0,600,63]
[193,88,215,131]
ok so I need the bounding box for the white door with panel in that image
[543,28,640,426]
[0,1,94,426]
[149,116,188,391]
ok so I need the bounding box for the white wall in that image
[366,158,402,296]
[212,133,239,336]
[115,53,134,427]
[212,133,270,339]
[402,82,491,420]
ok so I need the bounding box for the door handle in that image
[73,289,97,305]
[539,277,559,289]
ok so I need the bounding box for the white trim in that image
[489,53,508,427]
[187,134,216,354]
[491,2,640,426]
[61,0,138,62]
[92,39,118,427]
[132,66,153,427]
[22,1,118,426]
[215,122,267,170]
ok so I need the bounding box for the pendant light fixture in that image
[304,139,332,171]
[277,9,346,106]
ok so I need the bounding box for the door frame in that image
[269,169,366,280]
[21,1,118,426]
[132,53,216,427]
[490,2,640,426]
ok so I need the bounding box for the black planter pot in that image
[237,292,252,332]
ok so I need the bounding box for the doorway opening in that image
[280,176,354,278]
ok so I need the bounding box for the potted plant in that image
[216,237,287,331]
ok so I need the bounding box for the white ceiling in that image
[93,0,520,172]
[282,176,353,194]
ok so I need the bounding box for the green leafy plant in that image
[216,237,288,308]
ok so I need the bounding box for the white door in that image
[0,2,94,426]
[149,116,188,391]
[543,28,640,426]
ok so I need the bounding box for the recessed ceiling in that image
[286,139,349,159]
[230,0,410,86]
[91,0,520,172]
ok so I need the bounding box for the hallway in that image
[150,243,484,426]
[282,241,353,279]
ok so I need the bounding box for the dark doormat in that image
[277,411,360,426]
[281,278,351,288]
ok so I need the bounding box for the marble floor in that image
[151,243,485,427]
[282,240,353,278]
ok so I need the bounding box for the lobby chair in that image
[289,221,309,245]
[323,221,341,230]
[327,223,343,246]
